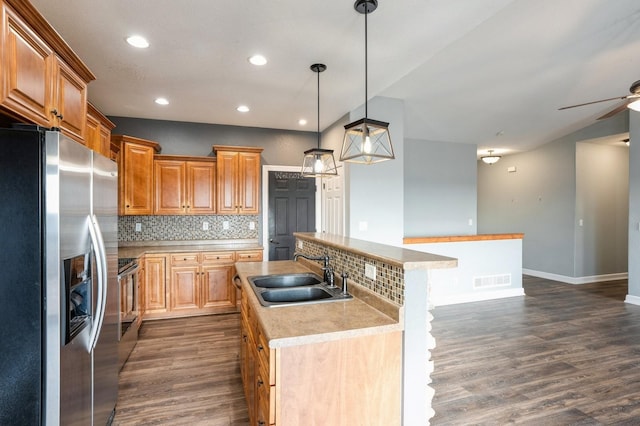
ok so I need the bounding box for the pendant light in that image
[301,63,338,176]
[339,0,394,165]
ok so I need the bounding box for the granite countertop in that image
[118,241,263,260]
[235,260,403,348]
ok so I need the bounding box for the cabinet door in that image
[186,161,216,214]
[170,266,200,311]
[54,57,87,143]
[201,264,234,308]
[216,151,238,214]
[137,261,146,320]
[154,160,186,214]
[144,256,166,313]
[238,152,261,214]
[2,5,54,126]
[98,125,112,159]
[85,111,100,150]
[120,143,154,215]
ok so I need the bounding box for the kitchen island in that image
[235,260,404,426]
[252,232,457,425]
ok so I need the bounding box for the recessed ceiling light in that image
[298,119,307,126]
[237,105,250,113]
[248,55,267,66]
[126,35,149,48]
[155,97,169,105]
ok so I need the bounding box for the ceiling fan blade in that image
[558,95,629,110]
[596,101,631,120]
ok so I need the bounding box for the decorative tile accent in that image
[297,239,405,305]
[118,215,260,242]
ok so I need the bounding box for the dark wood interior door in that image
[268,171,316,260]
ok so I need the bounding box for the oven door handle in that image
[88,214,107,352]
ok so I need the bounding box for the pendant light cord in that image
[364,4,368,118]
[317,65,321,149]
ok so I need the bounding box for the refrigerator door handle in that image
[88,214,108,352]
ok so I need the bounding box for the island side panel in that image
[275,330,402,426]
[403,268,433,424]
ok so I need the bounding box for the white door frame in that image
[261,165,321,260]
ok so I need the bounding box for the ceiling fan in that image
[559,79,640,120]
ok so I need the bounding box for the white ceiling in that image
[30,0,640,154]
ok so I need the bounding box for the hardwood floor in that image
[113,277,640,425]
[114,314,249,425]
[431,276,640,425]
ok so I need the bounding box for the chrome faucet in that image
[293,252,334,285]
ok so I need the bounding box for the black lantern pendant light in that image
[301,63,338,176]
[339,0,394,165]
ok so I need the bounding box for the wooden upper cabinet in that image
[53,57,87,143]
[113,135,161,215]
[1,4,54,126]
[154,156,216,215]
[86,103,115,159]
[1,1,94,143]
[213,146,263,215]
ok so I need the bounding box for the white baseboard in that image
[431,288,525,307]
[625,295,640,306]
[522,269,628,285]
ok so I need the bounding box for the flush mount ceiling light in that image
[126,35,149,48]
[301,63,338,177]
[248,54,267,66]
[237,105,250,113]
[481,150,501,165]
[339,0,394,165]
[154,97,169,105]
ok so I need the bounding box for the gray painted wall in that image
[478,113,630,279]
[109,116,317,166]
[404,139,477,237]
[478,138,577,276]
[629,112,640,298]
[575,142,628,276]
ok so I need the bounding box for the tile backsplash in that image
[297,239,405,305]
[119,215,260,242]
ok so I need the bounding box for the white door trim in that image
[261,165,321,260]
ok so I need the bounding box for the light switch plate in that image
[223,221,230,230]
[297,240,304,249]
[249,221,255,230]
[202,221,209,230]
[135,223,142,232]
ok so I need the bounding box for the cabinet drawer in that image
[170,253,200,266]
[202,251,235,263]
[256,369,275,425]
[236,250,263,262]
[256,328,274,386]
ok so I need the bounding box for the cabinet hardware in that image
[257,379,263,386]
[50,109,63,119]
[257,344,263,351]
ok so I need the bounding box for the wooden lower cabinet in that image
[143,254,167,315]
[143,250,238,319]
[240,289,402,425]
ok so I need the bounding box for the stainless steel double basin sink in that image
[248,272,352,308]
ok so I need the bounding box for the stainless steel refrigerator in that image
[0,127,119,425]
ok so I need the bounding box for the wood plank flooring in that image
[431,276,640,425]
[113,314,249,425]
[113,277,640,425]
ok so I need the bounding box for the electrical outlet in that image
[202,221,209,230]
[365,263,376,280]
[135,223,142,232]
[249,221,255,230]
[223,221,230,230]
[297,240,303,249]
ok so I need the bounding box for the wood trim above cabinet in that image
[112,134,162,153]
[212,145,264,154]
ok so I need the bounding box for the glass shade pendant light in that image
[481,150,501,165]
[340,0,394,165]
[301,63,338,176]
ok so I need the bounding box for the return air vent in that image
[473,273,511,289]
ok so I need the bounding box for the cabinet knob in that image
[257,379,263,387]
[257,344,263,352]
[50,109,63,119]
[242,334,247,342]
